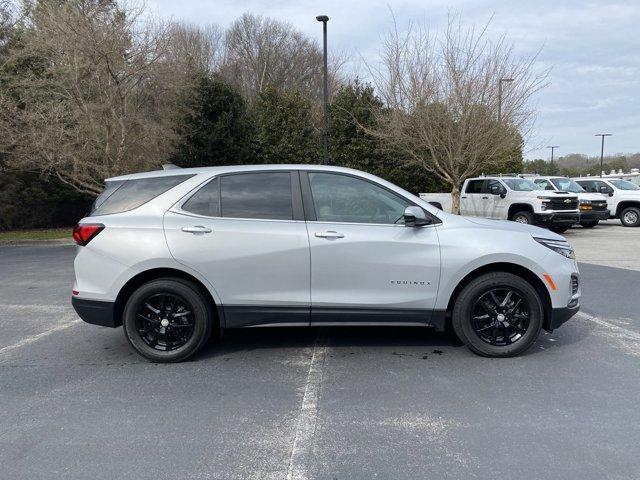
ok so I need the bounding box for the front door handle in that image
[315,231,345,239]
[482,196,489,199]
[461,196,467,199]
[181,225,212,234]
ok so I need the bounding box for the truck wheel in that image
[549,226,569,233]
[510,211,533,224]
[620,207,640,227]
[580,221,599,228]
[123,278,214,363]
[452,272,543,357]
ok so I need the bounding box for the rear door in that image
[164,171,311,327]
[302,171,441,325]
[460,180,487,216]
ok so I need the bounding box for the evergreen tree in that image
[171,74,255,167]
[253,87,320,164]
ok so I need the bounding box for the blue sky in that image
[146,0,640,160]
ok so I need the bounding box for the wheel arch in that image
[444,262,553,332]
[508,203,534,219]
[615,200,640,217]
[114,268,224,334]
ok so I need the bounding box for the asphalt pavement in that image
[1,226,639,480]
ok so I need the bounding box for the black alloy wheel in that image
[451,271,543,357]
[471,288,530,346]
[135,293,195,352]
[123,278,213,363]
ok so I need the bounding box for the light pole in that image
[316,15,330,165]
[547,145,559,162]
[497,78,514,123]
[595,133,612,177]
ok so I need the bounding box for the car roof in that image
[106,164,369,182]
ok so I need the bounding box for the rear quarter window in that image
[91,175,194,216]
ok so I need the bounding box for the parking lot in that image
[1,220,639,480]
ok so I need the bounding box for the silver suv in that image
[72,165,580,362]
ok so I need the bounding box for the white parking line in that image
[0,319,80,357]
[286,340,328,480]
[577,311,640,341]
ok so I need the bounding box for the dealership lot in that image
[1,221,639,480]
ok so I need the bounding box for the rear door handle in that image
[482,196,489,199]
[315,231,344,239]
[181,225,212,234]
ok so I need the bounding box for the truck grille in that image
[550,198,579,211]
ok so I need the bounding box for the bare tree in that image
[366,16,548,213]
[165,22,224,75]
[0,0,189,196]
[221,12,345,103]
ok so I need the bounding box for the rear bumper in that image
[546,305,580,331]
[72,297,119,327]
[579,210,610,221]
[534,212,580,226]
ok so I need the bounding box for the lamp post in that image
[547,145,559,162]
[595,134,612,177]
[497,78,514,123]
[316,15,330,165]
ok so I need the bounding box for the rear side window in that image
[220,172,293,220]
[465,180,484,193]
[182,178,220,217]
[91,175,194,216]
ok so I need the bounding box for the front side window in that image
[576,180,596,192]
[220,172,293,220]
[534,179,555,191]
[92,175,194,216]
[609,179,640,191]
[502,178,538,191]
[308,173,410,224]
[550,178,584,193]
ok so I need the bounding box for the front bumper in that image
[579,209,610,221]
[534,212,580,226]
[547,304,580,331]
[72,297,119,327]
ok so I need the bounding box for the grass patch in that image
[0,227,72,243]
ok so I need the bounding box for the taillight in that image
[72,223,104,246]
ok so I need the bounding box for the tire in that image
[123,278,214,363]
[510,210,533,225]
[549,226,569,233]
[451,272,543,357]
[580,221,599,228]
[620,207,640,227]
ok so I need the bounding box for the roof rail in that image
[162,164,181,170]
[481,173,519,178]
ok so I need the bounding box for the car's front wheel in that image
[620,207,640,227]
[123,278,214,363]
[452,272,543,357]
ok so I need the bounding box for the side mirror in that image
[609,191,614,197]
[490,185,506,198]
[404,206,431,227]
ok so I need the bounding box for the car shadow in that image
[195,326,465,361]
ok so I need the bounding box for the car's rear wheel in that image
[452,272,543,357]
[123,278,213,363]
[580,220,599,228]
[510,211,533,224]
[620,207,640,227]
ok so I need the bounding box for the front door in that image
[164,171,311,328]
[302,172,441,325]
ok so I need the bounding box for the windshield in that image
[609,179,640,191]
[502,178,539,191]
[550,178,585,193]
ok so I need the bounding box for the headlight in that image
[580,200,592,205]
[533,236,575,259]
[536,196,553,201]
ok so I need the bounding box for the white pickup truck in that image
[420,175,580,233]
[528,176,610,228]
[573,177,640,227]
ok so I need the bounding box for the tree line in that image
[1,0,546,229]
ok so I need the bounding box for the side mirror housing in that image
[404,206,431,227]
[609,191,614,197]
